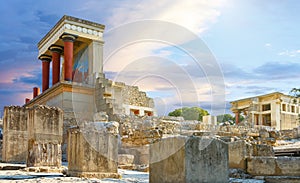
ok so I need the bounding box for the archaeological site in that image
[1,15,300,183]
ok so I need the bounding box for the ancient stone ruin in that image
[27,105,63,168]
[2,106,28,163]
[150,136,228,183]
[1,15,300,182]
[67,121,120,178]
[2,105,63,171]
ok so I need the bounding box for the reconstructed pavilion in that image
[231,92,299,130]
[24,15,155,120]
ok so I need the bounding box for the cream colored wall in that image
[88,40,104,84]
[231,93,299,130]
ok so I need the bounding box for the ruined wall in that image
[95,77,155,119]
[247,157,300,176]
[2,106,28,163]
[67,122,120,178]
[150,136,228,183]
[27,105,63,167]
[122,85,154,108]
[227,140,252,170]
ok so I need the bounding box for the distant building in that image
[230,92,299,130]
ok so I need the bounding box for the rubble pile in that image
[119,116,162,146]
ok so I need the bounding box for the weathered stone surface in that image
[67,122,120,179]
[150,136,228,183]
[227,140,252,170]
[27,105,63,167]
[247,157,300,176]
[120,145,149,165]
[202,115,217,125]
[252,144,274,156]
[118,154,134,165]
[2,106,28,163]
[264,176,300,183]
[120,116,162,146]
[93,112,108,122]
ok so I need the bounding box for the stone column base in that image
[67,171,121,179]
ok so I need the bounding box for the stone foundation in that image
[247,157,300,176]
[27,105,63,167]
[67,122,120,179]
[227,140,252,170]
[150,136,228,183]
[2,106,28,163]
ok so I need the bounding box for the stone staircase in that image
[95,77,123,121]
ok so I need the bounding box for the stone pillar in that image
[87,40,104,84]
[33,87,40,98]
[49,44,63,85]
[2,106,28,163]
[150,136,228,183]
[67,122,120,179]
[38,54,52,92]
[61,34,77,81]
[235,111,240,125]
[27,105,63,167]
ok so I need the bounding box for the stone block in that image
[120,145,149,165]
[252,144,274,156]
[67,122,120,179]
[227,140,251,170]
[202,115,217,125]
[2,106,28,163]
[27,105,63,167]
[150,136,228,183]
[118,154,134,165]
[247,157,300,176]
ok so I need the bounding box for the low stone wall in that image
[120,145,149,165]
[67,122,120,179]
[247,157,300,176]
[150,136,228,183]
[27,105,63,167]
[280,128,299,139]
[227,140,252,170]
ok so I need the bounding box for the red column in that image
[38,54,52,92]
[235,112,239,125]
[25,98,30,104]
[33,87,40,98]
[49,44,63,85]
[60,34,77,81]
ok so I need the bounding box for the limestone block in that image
[93,112,108,122]
[247,157,300,176]
[227,140,251,170]
[118,154,134,165]
[150,136,228,183]
[120,145,149,165]
[276,157,300,176]
[202,115,217,125]
[252,144,274,157]
[259,128,270,138]
[2,106,28,163]
[67,122,120,179]
[27,105,63,167]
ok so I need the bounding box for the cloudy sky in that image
[1,0,300,116]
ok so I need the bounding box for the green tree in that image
[168,107,209,121]
[217,114,245,125]
[168,108,182,117]
[217,114,234,123]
